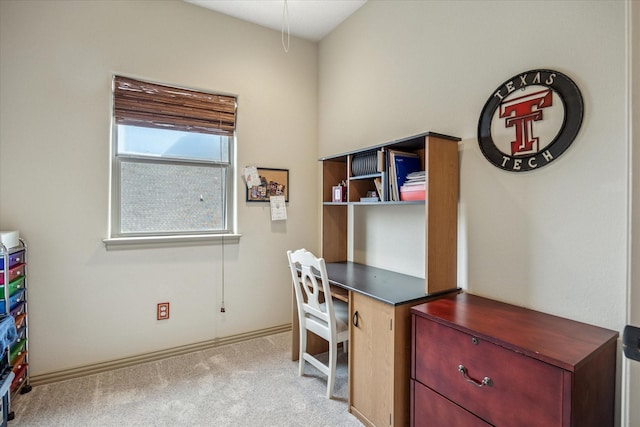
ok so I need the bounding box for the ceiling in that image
[184,0,367,42]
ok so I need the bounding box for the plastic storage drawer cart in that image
[0,239,31,421]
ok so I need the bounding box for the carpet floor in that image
[9,331,364,426]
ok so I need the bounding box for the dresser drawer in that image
[414,316,566,426]
[0,276,25,298]
[411,379,489,427]
[13,313,26,330]
[10,338,26,364]
[0,251,24,270]
[10,301,25,317]
[10,351,27,373]
[0,263,24,285]
[11,363,27,394]
[0,288,25,312]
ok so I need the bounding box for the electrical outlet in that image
[157,302,170,320]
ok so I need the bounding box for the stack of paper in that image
[402,171,426,188]
[400,171,426,201]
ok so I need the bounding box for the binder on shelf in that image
[377,149,385,172]
[388,150,421,201]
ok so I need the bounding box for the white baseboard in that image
[29,324,292,387]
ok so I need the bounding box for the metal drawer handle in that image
[352,311,359,327]
[458,364,493,388]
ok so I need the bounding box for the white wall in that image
[319,0,630,423]
[0,1,319,375]
[319,0,627,330]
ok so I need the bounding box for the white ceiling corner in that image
[184,0,367,42]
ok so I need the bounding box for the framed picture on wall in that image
[246,167,289,202]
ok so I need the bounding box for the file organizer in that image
[0,238,31,420]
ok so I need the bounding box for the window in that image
[109,76,237,241]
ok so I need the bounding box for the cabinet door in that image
[350,292,395,426]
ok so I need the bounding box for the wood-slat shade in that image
[114,76,236,136]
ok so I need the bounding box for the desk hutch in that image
[313,132,461,427]
[320,131,460,291]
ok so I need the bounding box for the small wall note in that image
[270,195,287,221]
[243,166,261,188]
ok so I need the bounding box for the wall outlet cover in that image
[157,302,170,320]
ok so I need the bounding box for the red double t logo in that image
[499,89,553,156]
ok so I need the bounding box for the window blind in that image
[113,76,237,136]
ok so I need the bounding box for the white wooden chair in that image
[287,249,349,398]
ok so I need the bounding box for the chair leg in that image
[327,341,338,398]
[298,329,306,376]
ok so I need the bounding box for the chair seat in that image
[320,300,349,333]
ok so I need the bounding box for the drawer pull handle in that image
[458,364,493,388]
[352,311,359,327]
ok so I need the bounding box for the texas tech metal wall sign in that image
[478,69,584,172]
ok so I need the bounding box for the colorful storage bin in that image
[0,277,24,299]
[0,251,24,271]
[9,302,25,318]
[0,264,24,285]
[9,338,26,365]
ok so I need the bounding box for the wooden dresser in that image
[410,293,618,427]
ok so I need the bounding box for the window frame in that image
[104,75,239,249]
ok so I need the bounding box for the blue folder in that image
[391,152,421,200]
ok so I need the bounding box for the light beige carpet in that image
[9,331,364,426]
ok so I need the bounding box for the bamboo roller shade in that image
[113,76,236,136]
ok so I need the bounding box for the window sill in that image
[103,233,242,250]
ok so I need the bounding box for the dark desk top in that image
[325,261,457,306]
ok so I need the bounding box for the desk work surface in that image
[325,262,456,306]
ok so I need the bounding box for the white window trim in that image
[103,233,242,250]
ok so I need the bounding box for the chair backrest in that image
[287,249,337,339]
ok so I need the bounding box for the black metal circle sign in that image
[477,69,584,172]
